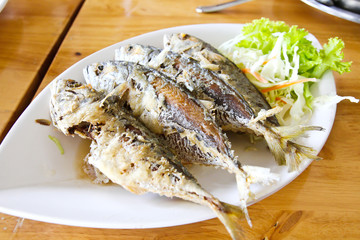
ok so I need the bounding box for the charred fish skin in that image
[50,78,248,239]
[83,60,240,169]
[83,60,259,214]
[163,33,324,171]
[163,33,279,126]
[115,42,321,172]
[115,44,254,133]
[50,78,193,187]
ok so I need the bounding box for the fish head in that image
[83,61,131,94]
[163,33,203,54]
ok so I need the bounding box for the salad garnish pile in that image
[219,18,358,126]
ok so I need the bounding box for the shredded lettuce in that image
[313,95,359,107]
[219,18,354,126]
[236,18,351,79]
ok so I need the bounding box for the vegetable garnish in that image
[48,135,64,155]
[219,18,356,126]
[242,68,268,83]
[260,78,316,93]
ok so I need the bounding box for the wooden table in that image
[0,0,84,142]
[1,0,360,239]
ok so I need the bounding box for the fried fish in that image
[49,78,248,239]
[163,33,279,125]
[82,61,263,218]
[115,42,322,172]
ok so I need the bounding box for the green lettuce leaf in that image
[309,37,352,79]
[236,18,351,79]
[237,18,290,54]
[303,82,314,109]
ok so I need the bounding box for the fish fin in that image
[242,165,280,185]
[215,201,249,240]
[99,82,129,107]
[234,174,252,227]
[249,108,324,172]
[273,125,325,140]
[285,141,322,172]
[148,48,169,69]
[108,82,130,99]
[249,106,282,124]
[262,125,323,171]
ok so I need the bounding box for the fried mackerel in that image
[163,33,279,125]
[49,78,247,239]
[83,61,278,221]
[115,42,323,172]
[83,61,237,169]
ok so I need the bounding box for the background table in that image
[0,0,84,142]
[1,0,360,239]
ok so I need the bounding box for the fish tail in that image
[286,141,322,171]
[273,125,325,140]
[234,174,252,226]
[212,200,250,240]
[262,124,323,171]
[233,166,279,226]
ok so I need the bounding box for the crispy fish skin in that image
[83,61,282,210]
[115,44,253,133]
[83,61,236,168]
[163,33,324,170]
[50,79,248,239]
[83,61,265,220]
[163,33,279,126]
[115,43,322,172]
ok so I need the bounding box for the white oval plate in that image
[0,24,336,229]
[0,0,7,12]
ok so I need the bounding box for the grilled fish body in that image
[83,61,236,168]
[115,44,253,133]
[115,42,322,172]
[82,61,261,214]
[50,79,247,239]
[163,33,278,126]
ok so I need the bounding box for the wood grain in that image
[0,0,84,142]
[1,0,360,239]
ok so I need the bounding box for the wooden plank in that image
[0,0,84,142]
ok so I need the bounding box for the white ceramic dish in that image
[0,0,8,12]
[0,24,336,229]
